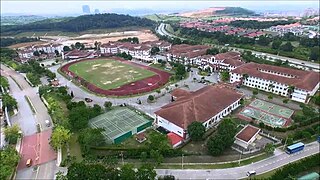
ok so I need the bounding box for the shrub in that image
[268,95,273,99]
[148,95,155,102]
[283,99,289,104]
[253,89,259,95]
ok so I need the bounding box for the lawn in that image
[68,59,155,90]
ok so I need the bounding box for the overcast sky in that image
[1,1,319,15]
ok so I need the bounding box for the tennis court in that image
[238,99,294,127]
[89,107,152,144]
[250,99,294,118]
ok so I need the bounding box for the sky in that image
[1,1,319,16]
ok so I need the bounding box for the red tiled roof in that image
[231,62,320,91]
[171,88,192,99]
[167,132,183,146]
[236,125,260,142]
[223,57,245,67]
[214,51,241,60]
[155,84,243,129]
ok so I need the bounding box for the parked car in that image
[45,120,51,127]
[85,98,93,102]
[26,159,32,167]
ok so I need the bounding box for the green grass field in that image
[68,59,155,90]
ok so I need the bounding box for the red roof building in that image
[155,84,243,139]
[234,125,261,149]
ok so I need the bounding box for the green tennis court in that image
[250,99,294,119]
[89,107,152,144]
[239,107,286,127]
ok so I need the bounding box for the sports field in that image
[68,59,155,90]
[239,99,294,127]
[89,107,151,144]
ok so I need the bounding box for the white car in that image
[45,120,51,127]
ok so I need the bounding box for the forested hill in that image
[1,13,155,35]
[216,7,256,16]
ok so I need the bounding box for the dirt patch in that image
[8,41,48,49]
[179,7,226,18]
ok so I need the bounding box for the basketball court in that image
[238,99,294,127]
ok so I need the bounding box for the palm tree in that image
[268,83,275,92]
[287,85,295,98]
[240,73,249,85]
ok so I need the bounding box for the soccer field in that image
[68,59,155,90]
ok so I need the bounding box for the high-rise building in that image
[94,9,100,14]
[82,5,91,14]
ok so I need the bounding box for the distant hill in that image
[1,13,155,35]
[1,15,48,26]
[215,7,256,16]
[178,7,256,18]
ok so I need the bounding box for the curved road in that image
[156,141,319,179]
[157,23,320,72]
[1,65,56,180]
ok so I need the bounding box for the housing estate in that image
[17,43,64,62]
[230,62,320,103]
[154,84,243,147]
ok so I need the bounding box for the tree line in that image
[229,20,296,29]
[1,14,155,35]
[0,37,40,47]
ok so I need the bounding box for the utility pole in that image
[181,154,184,169]
[238,152,242,165]
[283,137,288,150]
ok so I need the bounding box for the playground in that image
[238,99,294,127]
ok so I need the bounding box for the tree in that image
[0,146,20,180]
[220,71,230,82]
[280,42,294,52]
[75,42,82,49]
[257,36,270,46]
[0,76,9,90]
[264,143,275,155]
[63,46,71,52]
[272,39,282,50]
[55,171,68,180]
[33,50,40,56]
[136,163,157,180]
[241,73,249,85]
[4,124,21,144]
[175,63,186,79]
[207,119,237,156]
[119,164,136,180]
[187,122,205,141]
[50,126,71,150]
[78,128,105,154]
[2,93,17,111]
[104,101,112,110]
[148,95,155,102]
[150,149,163,165]
[206,48,219,55]
[67,162,109,180]
[151,46,160,55]
[253,89,259,95]
[309,46,320,61]
[68,106,90,131]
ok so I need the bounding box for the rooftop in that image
[155,84,243,129]
[236,125,260,142]
[231,62,320,91]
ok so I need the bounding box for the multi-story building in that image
[100,40,171,63]
[154,84,243,146]
[200,51,245,72]
[230,62,319,103]
[166,44,210,65]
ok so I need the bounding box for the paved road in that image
[156,23,320,72]
[156,141,319,179]
[0,70,37,136]
[1,64,57,180]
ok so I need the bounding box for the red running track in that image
[60,57,171,96]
